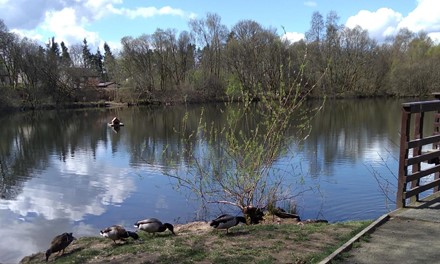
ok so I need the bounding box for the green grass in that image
[21,220,372,264]
[305,221,372,263]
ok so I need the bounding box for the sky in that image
[1,0,440,52]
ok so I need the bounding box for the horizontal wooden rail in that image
[406,164,440,182]
[407,134,440,149]
[402,100,440,113]
[406,150,440,166]
[405,178,440,199]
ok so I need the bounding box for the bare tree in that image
[177,30,195,84]
[0,21,21,89]
[189,12,228,79]
[69,43,85,67]
[120,35,155,100]
[168,52,324,222]
[226,20,281,96]
[305,11,324,43]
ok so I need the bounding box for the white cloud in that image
[282,32,305,43]
[398,0,440,33]
[83,0,123,20]
[85,0,122,11]
[346,8,403,42]
[40,7,100,46]
[346,0,440,42]
[304,1,317,7]
[107,5,196,20]
[1,1,195,51]
[10,29,44,42]
[428,32,440,43]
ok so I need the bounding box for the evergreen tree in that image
[82,38,93,68]
[103,42,116,82]
[48,37,60,58]
[60,41,72,67]
[103,42,113,59]
[93,48,103,78]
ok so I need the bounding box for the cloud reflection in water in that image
[0,142,137,263]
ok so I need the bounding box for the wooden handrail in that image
[406,164,440,182]
[406,150,440,166]
[405,179,440,199]
[402,100,440,113]
[397,96,440,208]
[407,134,440,149]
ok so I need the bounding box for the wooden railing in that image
[397,96,440,208]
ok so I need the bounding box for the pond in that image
[0,98,423,263]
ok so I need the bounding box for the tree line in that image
[1,11,439,109]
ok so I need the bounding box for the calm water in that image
[0,98,421,263]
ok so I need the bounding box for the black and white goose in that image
[45,232,76,262]
[209,214,247,234]
[100,225,139,244]
[134,218,176,236]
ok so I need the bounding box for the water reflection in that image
[0,99,426,263]
[0,211,96,264]
[2,151,134,221]
[304,98,402,178]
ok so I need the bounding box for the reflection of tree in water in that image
[130,103,284,172]
[128,104,229,169]
[0,105,192,200]
[0,156,16,199]
[303,99,403,178]
[0,99,407,202]
[0,109,113,200]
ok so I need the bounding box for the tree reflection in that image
[303,99,404,178]
[0,109,110,199]
[0,99,406,202]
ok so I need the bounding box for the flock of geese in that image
[45,214,247,262]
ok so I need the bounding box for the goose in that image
[134,218,176,236]
[100,225,139,244]
[209,214,247,234]
[45,232,76,262]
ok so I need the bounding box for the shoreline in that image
[19,218,372,264]
[0,94,423,116]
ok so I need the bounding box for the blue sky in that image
[1,0,439,52]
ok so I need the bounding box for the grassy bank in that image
[20,219,371,264]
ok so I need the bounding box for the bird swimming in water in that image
[100,225,139,244]
[45,232,76,262]
[209,214,247,234]
[134,218,176,236]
